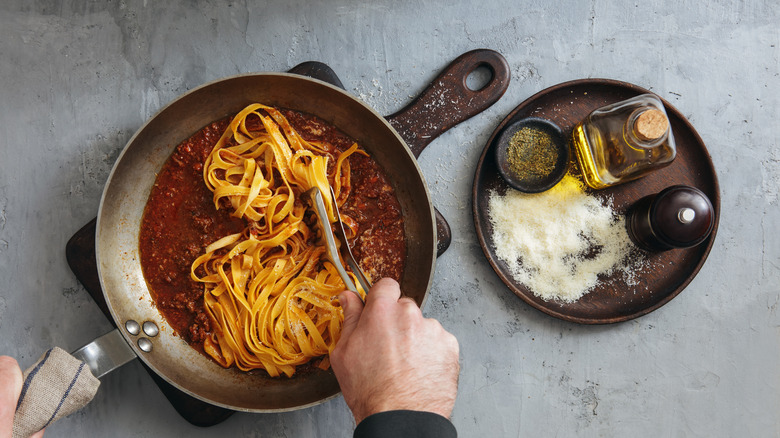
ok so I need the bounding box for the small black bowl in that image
[494,117,569,193]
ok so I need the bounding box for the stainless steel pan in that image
[90,50,509,412]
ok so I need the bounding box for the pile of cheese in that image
[487,174,638,302]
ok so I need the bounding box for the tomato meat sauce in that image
[139,109,405,356]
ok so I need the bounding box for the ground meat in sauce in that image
[138,109,406,357]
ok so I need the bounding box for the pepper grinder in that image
[626,185,714,251]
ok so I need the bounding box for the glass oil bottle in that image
[571,94,676,189]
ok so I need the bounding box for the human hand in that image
[0,356,45,438]
[330,278,460,425]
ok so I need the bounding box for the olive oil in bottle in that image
[572,94,676,189]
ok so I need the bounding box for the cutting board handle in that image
[386,49,511,158]
[287,55,508,258]
[287,61,345,89]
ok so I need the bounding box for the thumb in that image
[338,291,364,343]
[0,356,22,434]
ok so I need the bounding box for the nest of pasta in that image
[190,104,367,377]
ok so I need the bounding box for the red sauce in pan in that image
[138,109,405,355]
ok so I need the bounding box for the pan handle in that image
[13,330,135,436]
[71,329,138,379]
[386,49,511,158]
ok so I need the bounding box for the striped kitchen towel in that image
[13,347,100,438]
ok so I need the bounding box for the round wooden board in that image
[472,79,720,324]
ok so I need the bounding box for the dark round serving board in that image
[472,79,720,324]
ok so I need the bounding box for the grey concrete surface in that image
[1,1,778,437]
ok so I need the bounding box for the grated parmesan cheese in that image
[487,174,642,302]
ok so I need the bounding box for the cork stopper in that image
[634,109,668,141]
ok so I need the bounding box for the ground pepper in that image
[506,127,558,181]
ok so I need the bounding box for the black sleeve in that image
[353,410,457,438]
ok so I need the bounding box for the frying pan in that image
[65,50,510,414]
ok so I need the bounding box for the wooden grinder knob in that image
[634,109,668,141]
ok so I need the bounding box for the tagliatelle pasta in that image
[190,104,366,377]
